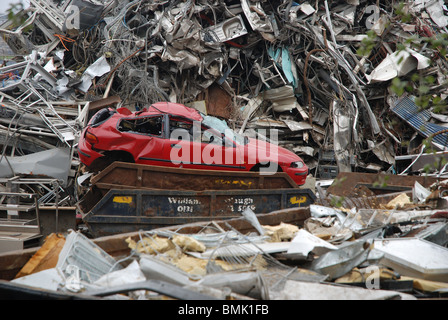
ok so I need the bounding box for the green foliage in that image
[330,196,344,208]
[329,177,347,208]
[6,2,33,33]
[357,30,378,57]
[388,2,448,114]
[356,1,448,176]
[394,2,412,23]
[390,77,406,97]
[373,175,390,188]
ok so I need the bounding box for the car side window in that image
[118,116,163,136]
[202,126,223,145]
[169,117,223,145]
[169,117,194,140]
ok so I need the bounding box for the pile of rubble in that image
[2,172,448,301]
[2,0,448,185]
[4,189,448,300]
[0,0,448,300]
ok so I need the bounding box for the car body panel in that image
[78,102,309,185]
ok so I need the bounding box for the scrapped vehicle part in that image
[3,0,448,183]
[82,188,316,237]
[78,102,309,186]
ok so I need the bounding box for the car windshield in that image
[202,115,248,145]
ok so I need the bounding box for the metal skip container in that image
[80,162,315,237]
[82,188,316,237]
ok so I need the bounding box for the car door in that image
[200,125,245,171]
[164,115,245,171]
[163,115,198,168]
[118,114,168,166]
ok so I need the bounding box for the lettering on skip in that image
[167,197,201,213]
[229,197,256,212]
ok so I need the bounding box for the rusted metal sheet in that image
[325,172,439,197]
[0,248,37,281]
[78,162,303,222]
[83,188,315,237]
[88,96,121,112]
[317,191,415,210]
[90,161,299,191]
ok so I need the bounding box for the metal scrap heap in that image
[1,0,448,180]
[0,0,448,301]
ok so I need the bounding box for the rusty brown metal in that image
[78,162,313,237]
[82,188,316,237]
[88,95,121,112]
[325,172,439,197]
[316,172,442,210]
[90,161,299,192]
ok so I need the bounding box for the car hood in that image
[242,137,302,165]
[147,102,203,121]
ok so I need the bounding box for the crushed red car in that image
[77,102,309,186]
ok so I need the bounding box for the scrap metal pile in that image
[0,0,448,300]
[3,198,448,300]
[2,0,448,186]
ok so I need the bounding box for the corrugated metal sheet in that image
[392,96,448,147]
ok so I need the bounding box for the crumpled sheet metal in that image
[0,148,72,187]
[2,0,448,179]
[269,279,417,300]
[7,199,448,300]
[392,96,448,149]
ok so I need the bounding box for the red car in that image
[77,102,309,186]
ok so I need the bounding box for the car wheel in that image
[89,151,135,172]
[250,162,282,174]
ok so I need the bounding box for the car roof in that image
[135,102,203,121]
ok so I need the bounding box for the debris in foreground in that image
[0,0,448,300]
